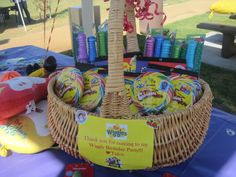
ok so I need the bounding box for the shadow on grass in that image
[205,33,223,45]
[200,63,236,115]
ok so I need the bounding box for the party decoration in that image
[87,36,97,64]
[132,72,174,114]
[124,77,140,116]
[166,75,198,113]
[78,33,88,63]
[210,0,236,17]
[0,71,21,82]
[144,37,155,57]
[154,35,164,57]
[79,71,105,111]
[97,31,108,57]
[105,0,166,33]
[186,39,197,71]
[161,39,171,58]
[0,100,54,155]
[54,67,84,107]
[0,77,48,120]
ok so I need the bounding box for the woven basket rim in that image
[48,76,212,120]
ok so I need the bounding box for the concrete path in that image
[202,32,236,71]
[0,0,216,52]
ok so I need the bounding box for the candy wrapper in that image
[132,72,174,115]
[165,75,201,113]
[54,67,84,107]
[79,71,105,111]
[124,76,140,116]
[64,163,94,177]
[0,77,48,120]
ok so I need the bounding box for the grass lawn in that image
[201,64,236,114]
[1,0,189,20]
[164,0,190,5]
[1,0,109,20]
[165,13,236,38]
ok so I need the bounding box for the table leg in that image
[222,33,236,58]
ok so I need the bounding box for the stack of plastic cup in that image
[78,33,88,63]
[144,37,155,57]
[72,27,79,64]
[87,36,97,64]
[186,39,197,71]
[161,39,171,58]
[97,31,107,57]
[180,43,187,59]
[171,42,181,59]
[154,35,164,57]
[193,42,204,73]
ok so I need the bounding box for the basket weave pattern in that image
[48,77,213,168]
[47,0,213,169]
[100,0,132,119]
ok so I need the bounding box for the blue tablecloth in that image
[0,45,74,75]
[1,46,236,177]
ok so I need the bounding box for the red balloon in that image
[0,77,49,120]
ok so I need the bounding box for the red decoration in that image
[0,77,48,121]
[0,71,21,82]
[104,0,167,32]
[64,163,94,177]
[163,172,178,177]
[124,14,134,33]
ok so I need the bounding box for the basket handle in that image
[100,0,132,119]
[126,3,140,53]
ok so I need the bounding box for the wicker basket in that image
[47,0,213,169]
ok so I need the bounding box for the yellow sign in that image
[78,114,154,170]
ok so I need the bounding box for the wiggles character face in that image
[6,77,46,91]
[124,78,135,103]
[168,80,196,112]
[132,72,173,114]
[106,157,122,168]
[55,72,83,106]
[83,73,104,89]
[124,77,140,115]
[174,83,194,106]
[79,73,105,111]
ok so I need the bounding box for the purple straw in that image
[78,33,88,63]
[144,37,155,57]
